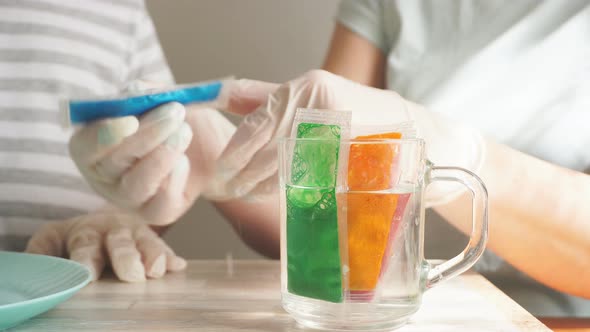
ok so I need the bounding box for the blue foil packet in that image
[61,79,231,127]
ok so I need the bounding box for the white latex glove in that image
[69,83,236,225]
[25,211,187,282]
[206,70,485,205]
[69,102,192,225]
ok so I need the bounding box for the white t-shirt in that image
[0,0,173,251]
[337,0,590,317]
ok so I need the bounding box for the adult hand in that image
[26,211,186,282]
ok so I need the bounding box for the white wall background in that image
[146,0,466,260]
[146,0,340,83]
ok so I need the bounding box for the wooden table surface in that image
[11,260,554,331]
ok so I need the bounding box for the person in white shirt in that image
[322,0,590,317]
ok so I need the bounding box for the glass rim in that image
[277,136,425,144]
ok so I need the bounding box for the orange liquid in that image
[347,132,403,292]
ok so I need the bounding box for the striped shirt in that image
[0,0,173,250]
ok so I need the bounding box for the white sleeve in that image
[336,0,399,53]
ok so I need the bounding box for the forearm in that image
[322,23,386,88]
[212,198,280,259]
[435,140,590,298]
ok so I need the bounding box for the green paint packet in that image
[286,108,351,303]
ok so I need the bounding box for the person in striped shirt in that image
[0,0,187,282]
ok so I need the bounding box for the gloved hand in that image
[25,211,187,282]
[69,84,236,225]
[207,70,485,205]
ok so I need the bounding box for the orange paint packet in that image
[345,132,409,299]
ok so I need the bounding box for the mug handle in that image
[424,162,489,288]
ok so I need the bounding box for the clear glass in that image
[278,138,488,331]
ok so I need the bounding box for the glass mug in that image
[278,137,488,331]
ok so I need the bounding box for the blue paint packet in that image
[60,79,234,127]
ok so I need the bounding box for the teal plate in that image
[0,251,91,330]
